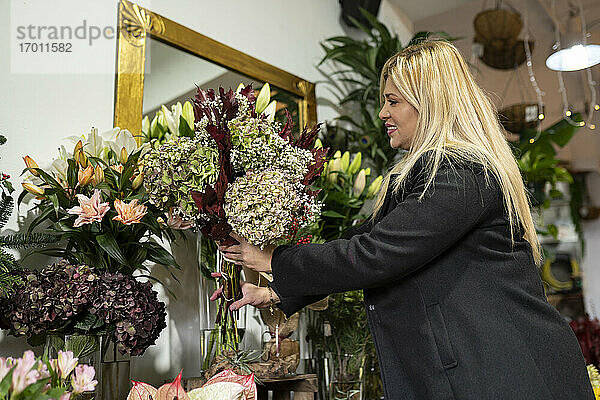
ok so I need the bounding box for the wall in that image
[413,0,600,317]
[0,0,413,385]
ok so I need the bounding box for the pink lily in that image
[113,199,147,225]
[71,364,97,394]
[66,189,110,227]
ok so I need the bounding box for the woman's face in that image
[378,78,419,150]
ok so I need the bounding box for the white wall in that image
[0,0,413,386]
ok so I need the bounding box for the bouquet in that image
[19,127,179,280]
[142,83,326,361]
[0,350,96,400]
[0,260,167,357]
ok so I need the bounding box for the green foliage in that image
[320,8,456,174]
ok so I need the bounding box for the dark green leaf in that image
[179,115,194,137]
[96,232,129,266]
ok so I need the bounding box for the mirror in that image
[114,0,316,143]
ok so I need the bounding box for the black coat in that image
[270,155,594,399]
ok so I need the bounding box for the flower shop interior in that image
[1,0,600,399]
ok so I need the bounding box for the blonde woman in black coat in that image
[217,40,594,399]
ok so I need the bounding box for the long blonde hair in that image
[373,40,542,265]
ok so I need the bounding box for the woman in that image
[217,41,594,399]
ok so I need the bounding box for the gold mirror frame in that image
[113,0,317,145]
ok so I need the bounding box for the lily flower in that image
[22,182,44,196]
[366,175,383,198]
[92,165,104,186]
[23,156,40,177]
[56,351,78,380]
[66,189,110,227]
[83,127,105,159]
[106,129,137,163]
[73,141,88,168]
[161,105,178,136]
[78,165,94,186]
[131,172,144,190]
[113,199,147,225]
[353,169,366,197]
[71,365,97,394]
[12,351,39,395]
[110,164,124,174]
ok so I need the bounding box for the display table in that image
[257,374,318,400]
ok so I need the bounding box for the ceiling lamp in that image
[545,1,600,72]
[546,43,600,71]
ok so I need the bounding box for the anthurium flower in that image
[71,364,97,394]
[23,156,40,176]
[127,381,157,400]
[155,370,190,400]
[113,199,147,225]
[55,350,78,380]
[67,189,110,227]
[78,165,94,186]
[263,100,277,122]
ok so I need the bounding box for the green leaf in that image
[96,232,129,266]
[0,367,13,394]
[66,334,100,358]
[48,193,60,217]
[321,210,347,219]
[26,206,55,236]
[67,159,78,189]
[143,241,179,268]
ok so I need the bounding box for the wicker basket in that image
[476,39,535,69]
[499,103,541,133]
[474,9,522,50]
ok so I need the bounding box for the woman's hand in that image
[218,232,275,273]
[209,272,280,311]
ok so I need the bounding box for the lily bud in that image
[22,182,44,196]
[347,153,362,175]
[110,164,124,174]
[365,168,371,176]
[322,161,329,176]
[366,176,383,198]
[142,116,150,135]
[314,138,323,149]
[255,83,271,114]
[150,115,159,139]
[333,150,341,159]
[92,165,104,186]
[23,156,40,176]
[235,83,245,93]
[78,165,94,186]
[131,172,144,190]
[263,100,277,122]
[119,147,128,164]
[327,158,342,184]
[73,140,88,168]
[353,169,366,197]
[340,151,350,172]
[182,101,195,130]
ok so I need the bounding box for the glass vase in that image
[44,334,130,400]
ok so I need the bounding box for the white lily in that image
[263,100,277,122]
[142,116,150,135]
[107,129,138,161]
[255,83,271,114]
[161,105,178,135]
[182,101,194,130]
[83,127,104,159]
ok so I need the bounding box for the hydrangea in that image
[224,169,322,247]
[0,260,166,357]
[143,136,219,220]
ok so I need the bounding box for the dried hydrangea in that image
[229,118,313,181]
[143,136,219,220]
[1,260,166,357]
[224,169,322,247]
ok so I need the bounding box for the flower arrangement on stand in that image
[142,83,326,371]
[0,350,96,400]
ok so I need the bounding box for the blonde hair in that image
[374,40,542,265]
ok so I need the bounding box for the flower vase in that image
[198,233,246,373]
[44,334,130,400]
[328,353,363,400]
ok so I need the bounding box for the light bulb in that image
[580,121,586,126]
[595,104,600,111]
[590,124,596,130]
[529,138,535,143]
[538,113,545,120]
[565,110,572,116]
